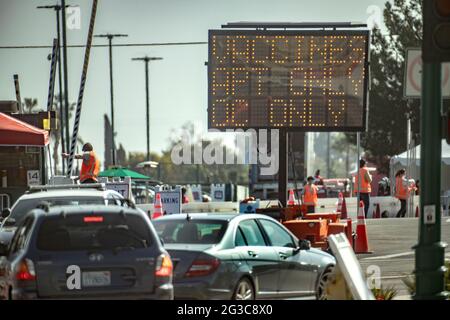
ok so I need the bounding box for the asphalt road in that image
[357,217,450,298]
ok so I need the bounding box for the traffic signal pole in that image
[413,62,447,300]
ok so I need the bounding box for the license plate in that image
[82,271,111,287]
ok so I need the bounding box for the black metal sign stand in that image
[278,129,288,207]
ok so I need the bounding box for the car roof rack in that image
[27,183,107,193]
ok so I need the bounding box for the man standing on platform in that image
[62,142,100,184]
[302,176,319,213]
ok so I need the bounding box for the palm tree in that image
[23,98,40,113]
[52,93,79,175]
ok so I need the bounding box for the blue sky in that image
[0,0,388,165]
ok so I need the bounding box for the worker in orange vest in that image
[181,187,190,204]
[302,176,319,213]
[62,142,100,184]
[354,159,372,218]
[395,169,416,218]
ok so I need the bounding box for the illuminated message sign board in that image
[208,30,369,131]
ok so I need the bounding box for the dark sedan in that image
[152,213,335,300]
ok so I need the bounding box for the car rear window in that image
[153,219,227,244]
[9,197,115,226]
[36,214,153,251]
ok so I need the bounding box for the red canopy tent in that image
[0,112,49,146]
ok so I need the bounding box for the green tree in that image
[346,0,423,174]
[51,94,77,174]
[122,122,249,185]
[331,133,358,177]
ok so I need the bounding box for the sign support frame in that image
[278,129,288,207]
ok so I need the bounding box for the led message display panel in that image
[208,30,369,131]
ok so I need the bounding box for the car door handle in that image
[247,250,258,258]
[278,252,288,260]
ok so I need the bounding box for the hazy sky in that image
[0,0,388,165]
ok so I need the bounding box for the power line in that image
[0,42,207,49]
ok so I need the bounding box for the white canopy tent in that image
[390,140,450,194]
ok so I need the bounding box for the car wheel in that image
[233,278,255,300]
[316,265,334,300]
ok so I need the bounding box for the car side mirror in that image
[0,242,8,256]
[1,208,10,219]
[299,239,311,251]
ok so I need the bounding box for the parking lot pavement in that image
[357,217,450,297]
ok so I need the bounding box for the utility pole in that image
[131,56,163,161]
[37,3,77,173]
[94,33,128,166]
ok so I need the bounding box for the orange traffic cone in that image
[355,200,372,254]
[340,196,348,219]
[287,189,296,206]
[336,192,343,213]
[415,206,419,218]
[152,193,164,219]
[346,218,353,247]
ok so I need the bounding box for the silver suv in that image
[0,185,125,247]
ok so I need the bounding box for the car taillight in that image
[16,259,36,281]
[155,254,173,277]
[83,216,104,223]
[185,258,220,278]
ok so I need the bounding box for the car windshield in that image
[153,219,227,244]
[36,214,152,251]
[7,197,112,227]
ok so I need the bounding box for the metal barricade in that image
[441,195,450,216]
[0,193,11,211]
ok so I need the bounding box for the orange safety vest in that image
[303,184,318,206]
[354,167,372,194]
[395,176,409,200]
[80,151,100,182]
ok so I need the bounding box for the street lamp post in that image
[60,0,71,162]
[94,33,128,166]
[131,56,163,161]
